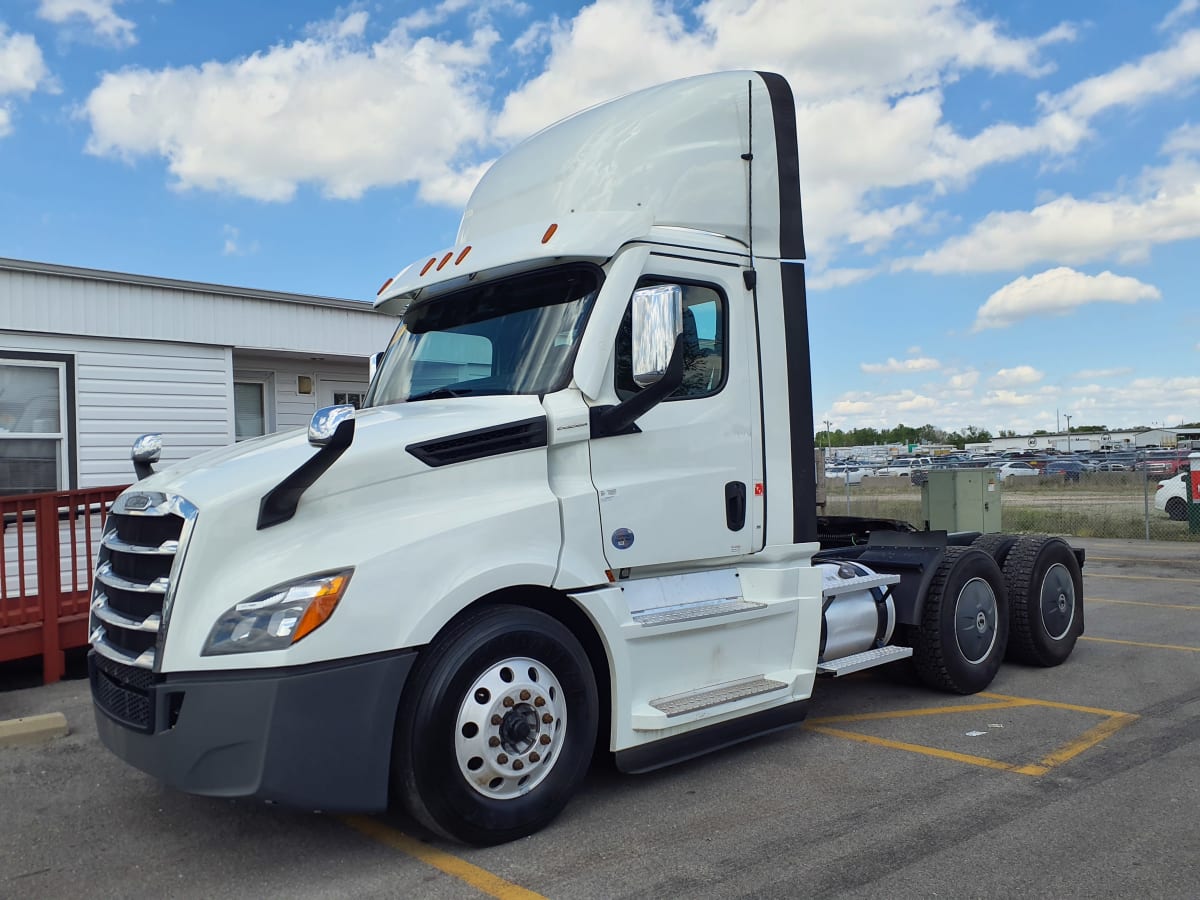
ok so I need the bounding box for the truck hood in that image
[132,395,548,511]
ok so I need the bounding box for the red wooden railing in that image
[1,485,129,684]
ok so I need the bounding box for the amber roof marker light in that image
[541,223,558,243]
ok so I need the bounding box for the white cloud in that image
[1159,1,1199,32]
[981,389,1037,407]
[806,267,877,290]
[947,369,979,390]
[861,356,941,375]
[973,267,1161,331]
[990,365,1044,387]
[221,225,258,257]
[0,25,52,139]
[0,26,50,95]
[903,153,1200,274]
[1043,29,1200,122]
[1072,367,1133,380]
[1164,122,1200,155]
[37,0,137,48]
[82,13,498,203]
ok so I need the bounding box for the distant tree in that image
[998,429,1017,438]
[1070,424,1108,432]
[1032,429,1050,435]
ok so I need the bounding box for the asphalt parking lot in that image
[1,537,1197,899]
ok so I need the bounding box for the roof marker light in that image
[377,277,394,295]
[541,223,558,244]
[420,257,437,276]
[455,245,472,265]
[436,251,454,271]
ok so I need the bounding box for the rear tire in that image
[911,547,1009,694]
[391,604,598,845]
[1166,497,1187,521]
[1003,536,1083,666]
[970,533,1018,569]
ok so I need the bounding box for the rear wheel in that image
[391,605,598,845]
[1166,497,1187,521]
[1003,536,1083,666]
[970,533,1018,569]
[911,547,1009,694]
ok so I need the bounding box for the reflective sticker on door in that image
[611,528,634,550]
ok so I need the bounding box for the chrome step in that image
[822,572,901,599]
[632,598,766,627]
[817,644,913,677]
[650,675,788,717]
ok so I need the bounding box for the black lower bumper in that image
[91,648,417,812]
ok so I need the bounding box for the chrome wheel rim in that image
[454,656,566,800]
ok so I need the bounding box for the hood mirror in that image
[131,433,163,481]
[308,405,356,447]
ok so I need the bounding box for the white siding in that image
[2,333,232,487]
[234,353,370,433]
[1,265,396,358]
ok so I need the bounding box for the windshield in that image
[366,264,600,407]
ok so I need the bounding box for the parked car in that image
[1154,473,1190,520]
[1139,451,1191,477]
[876,456,933,478]
[1045,460,1085,482]
[990,461,1041,481]
[825,464,868,485]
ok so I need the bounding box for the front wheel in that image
[391,605,598,845]
[910,547,1009,694]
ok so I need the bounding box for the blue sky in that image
[2,0,1199,434]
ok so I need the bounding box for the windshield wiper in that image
[406,387,468,402]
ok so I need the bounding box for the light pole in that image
[823,419,833,455]
[1064,414,1072,453]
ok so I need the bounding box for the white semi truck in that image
[89,71,1085,845]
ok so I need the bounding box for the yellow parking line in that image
[807,699,1030,726]
[1019,713,1139,775]
[806,725,1023,773]
[342,815,547,900]
[978,692,1138,718]
[1086,572,1200,584]
[1080,635,1200,653]
[1089,597,1200,611]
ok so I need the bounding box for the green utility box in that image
[921,469,1002,533]
[1188,452,1200,535]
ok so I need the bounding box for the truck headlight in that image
[202,570,353,656]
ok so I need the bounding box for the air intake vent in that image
[407,417,547,467]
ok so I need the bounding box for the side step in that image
[631,598,765,627]
[817,645,913,677]
[650,675,788,717]
[822,572,900,599]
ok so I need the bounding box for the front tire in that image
[392,604,598,845]
[1003,536,1083,666]
[911,547,1009,694]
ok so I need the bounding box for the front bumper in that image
[90,648,417,812]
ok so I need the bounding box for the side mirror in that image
[631,285,683,387]
[308,405,355,447]
[369,351,384,383]
[131,433,163,481]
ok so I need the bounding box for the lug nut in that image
[497,754,509,764]
[488,736,501,748]
[513,759,524,771]
[534,697,545,707]
[503,697,515,708]
[542,713,554,724]
[529,752,540,763]
[539,734,551,745]
[519,689,531,701]
[491,714,502,725]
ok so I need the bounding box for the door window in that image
[615,281,726,400]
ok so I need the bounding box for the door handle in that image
[725,481,747,531]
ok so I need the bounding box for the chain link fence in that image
[827,467,1200,542]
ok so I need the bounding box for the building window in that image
[332,391,365,409]
[234,381,266,440]
[0,357,70,495]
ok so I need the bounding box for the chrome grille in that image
[89,492,196,673]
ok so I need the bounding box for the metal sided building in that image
[0,258,395,495]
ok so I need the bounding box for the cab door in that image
[588,255,762,570]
